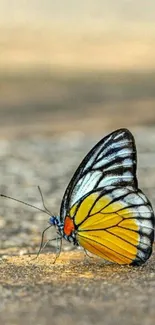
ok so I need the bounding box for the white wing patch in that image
[68,131,136,206]
[72,171,101,205]
[60,129,138,220]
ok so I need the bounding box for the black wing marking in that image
[60,128,138,221]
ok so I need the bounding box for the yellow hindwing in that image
[72,192,140,264]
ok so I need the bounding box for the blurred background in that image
[0,0,155,137]
[0,1,155,251]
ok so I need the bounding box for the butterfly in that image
[48,128,154,265]
[1,128,154,265]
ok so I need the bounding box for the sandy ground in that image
[0,249,155,325]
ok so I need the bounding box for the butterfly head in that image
[48,215,64,235]
[49,215,60,226]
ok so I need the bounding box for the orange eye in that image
[64,217,75,236]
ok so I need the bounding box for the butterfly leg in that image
[52,237,63,264]
[31,235,61,261]
[84,249,93,259]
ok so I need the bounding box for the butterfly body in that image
[49,129,155,265]
[49,215,78,245]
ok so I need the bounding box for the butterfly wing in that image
[70,186,154,265]
[60,128,154,265]
[60,128,137,221]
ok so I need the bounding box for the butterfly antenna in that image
[0,193,51,216]
[37,186,52,215]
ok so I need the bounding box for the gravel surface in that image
[0,126,155,325]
